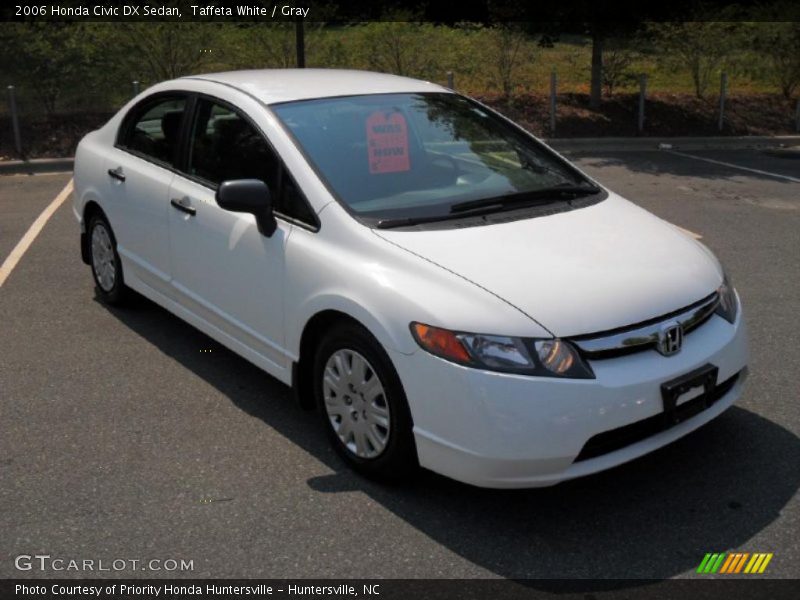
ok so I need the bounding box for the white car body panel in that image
[167,175,292,373]
[72,69,749,488]
[190,68,444,105]
[375,192,724,337]
[105,148,176,293]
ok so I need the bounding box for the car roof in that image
[183,69,449,105]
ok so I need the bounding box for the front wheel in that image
[88,213,129,305]
[313,322,418,481]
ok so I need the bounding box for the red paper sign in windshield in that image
[366,111,410,174]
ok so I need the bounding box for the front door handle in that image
[107,166,126,182]
[170,197,196,216]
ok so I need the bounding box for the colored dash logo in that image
[697,552,773,574]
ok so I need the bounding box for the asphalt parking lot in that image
[1,147,798,584]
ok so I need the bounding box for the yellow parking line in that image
[0,179,73,288]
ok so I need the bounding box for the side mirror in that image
[216,179,277,237]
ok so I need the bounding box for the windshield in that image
[272,93,595,223]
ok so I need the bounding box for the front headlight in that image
[410,322,594,379]
[715,274,739,323]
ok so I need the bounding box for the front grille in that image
[570,292,719,360]
[574,372,740,462]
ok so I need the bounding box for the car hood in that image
[373,194,723,337]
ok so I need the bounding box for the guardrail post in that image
[132,80,140,96]
[796,98,799,133]
[7,85,22,158]
[550,69,557,135]
[446,71,454,90]
[638,74,647,134]
[718,72,727,132]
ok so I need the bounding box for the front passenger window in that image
[187,98,317,227]
[187,99,280,189]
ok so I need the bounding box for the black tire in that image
[87,213,129,306]
[313,321,418,481]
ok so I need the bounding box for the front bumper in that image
[390,311,749,488]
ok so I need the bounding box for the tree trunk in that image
[590,30,603,109]
[295,20,305,68]
[692,59,703,99]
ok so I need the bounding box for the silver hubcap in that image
[323,349,390,459]
[91,223,116,292]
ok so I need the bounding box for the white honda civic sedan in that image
[73,69,748,488]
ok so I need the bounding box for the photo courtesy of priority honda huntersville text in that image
[72,69,748,488]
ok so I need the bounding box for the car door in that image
[166,96,293,375]
[105,94,188,294]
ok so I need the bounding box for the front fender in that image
[283,205,551,362]
[290,290,419,361]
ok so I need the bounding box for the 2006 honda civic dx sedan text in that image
[73,69,748,488]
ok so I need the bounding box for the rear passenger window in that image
[119,96,186,165]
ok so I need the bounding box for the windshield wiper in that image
[375,184,602,229]
[449,185,602,214]
[375,214,458,229]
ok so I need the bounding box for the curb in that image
[0,157,74,175]
[763,147,800,159]
[545,136,800,153]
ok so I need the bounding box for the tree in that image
[648,20,741,99]
[357,20,443,79]
[536,21,639,109]
[536,1,693,108]
[602,46,637,95]
[750,19,800,99]
[119,23,220,82]
[589,26,604,108]
[586,23,646,107]
[488,23,531,99]
[0,23,105,116]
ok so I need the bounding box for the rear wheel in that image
[88,214,128,305]
[313,322,418,480]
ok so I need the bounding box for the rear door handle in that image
[170,197,196,216]
[107,167,125,182]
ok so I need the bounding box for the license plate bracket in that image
[660,363,719,426]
